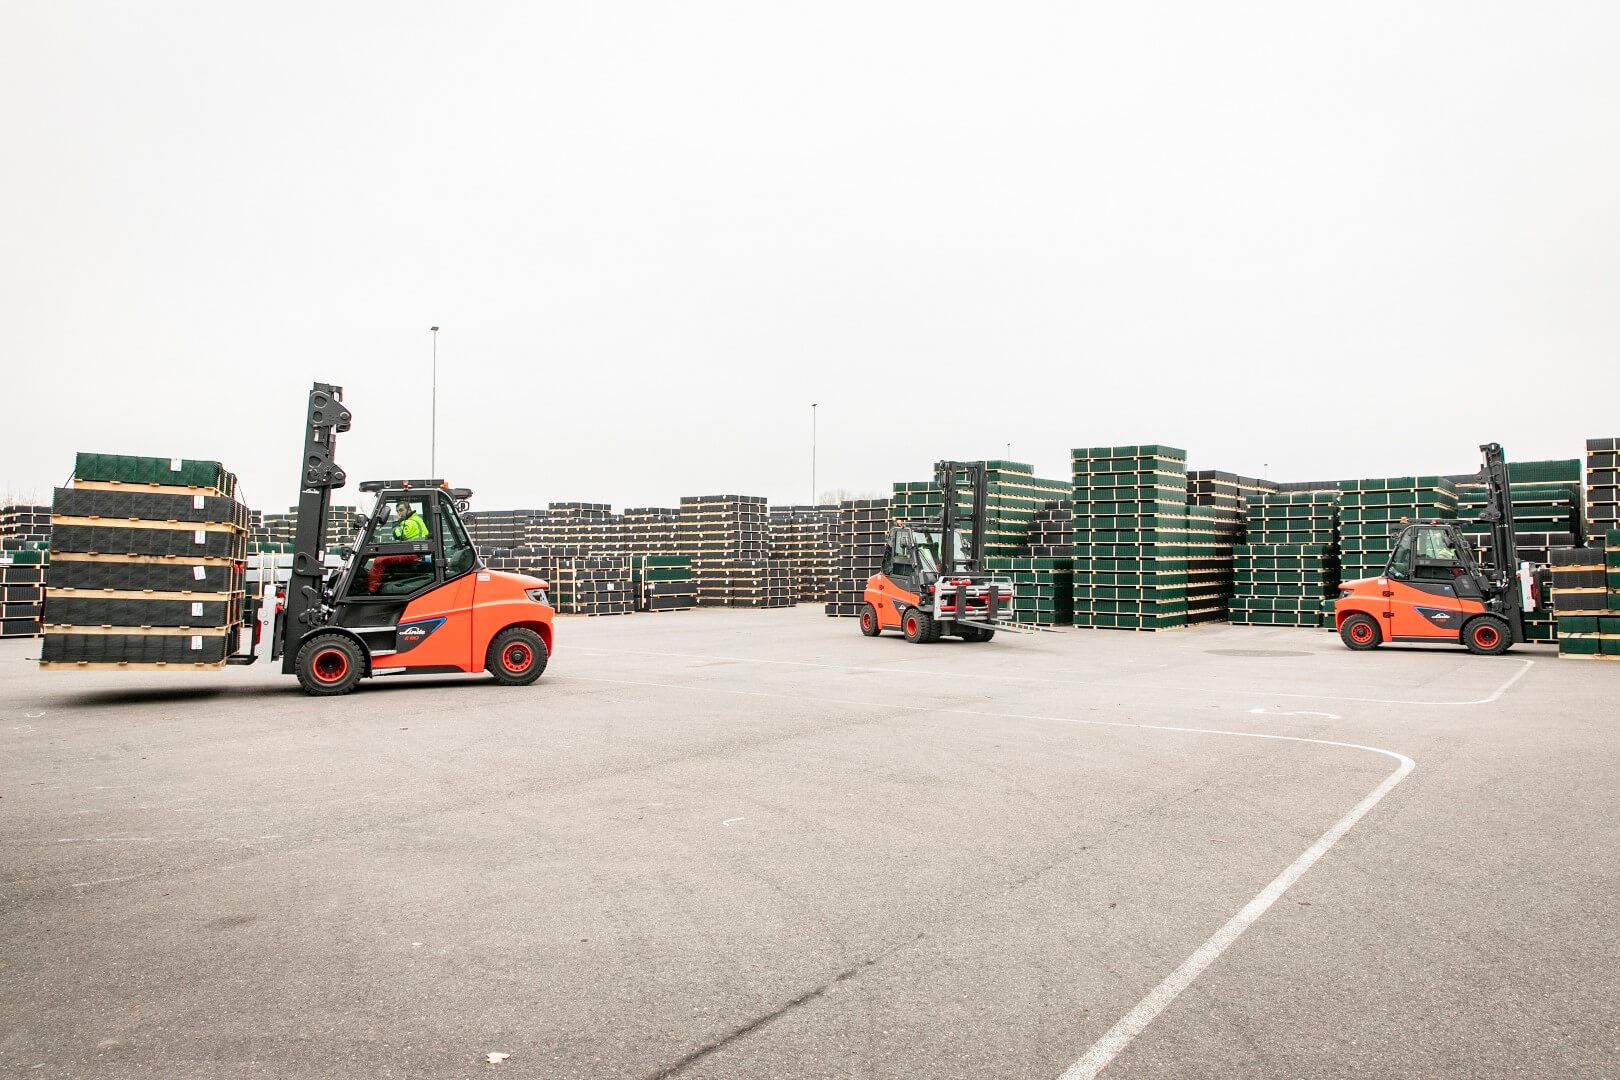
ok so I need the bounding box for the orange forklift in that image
[860,460,1027,644]
[246,383,555,694]
[1334,443,1542,655]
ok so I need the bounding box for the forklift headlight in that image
[1338,589,1351,599]
[526,589,550,605]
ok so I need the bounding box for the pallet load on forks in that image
[40,455,250,669]
[37,383,557,694]
[1551,535,1620,660]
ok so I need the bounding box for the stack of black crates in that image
[824,498,890,617]
[41,454,249,668]
[0,503,51,638]
[768,504,839,603]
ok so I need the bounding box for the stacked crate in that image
[536,503,623,553]
[251,504,361,553]
[825,498,890,617]
[1186,471,1274,624]
[702,559,795,609]
[1229,491,1340,628]
[1070,445,1190,631]
[678,495,769,607]
[1026,500,1073,558]
[769,505,839,603]
[41,454,249,668]
[1454,459,1582,644]
[1337,477,1457,583]
[0,548,48,638]
[622,508,682,555]
[463,509,543,557]
[0,503,52,637]
[484,547,634,615]
[890,462,1068,559]
[1588,438,1619,534]
[1552,536,1620,660]
[632,554,696,611]
[983,556,1072,626]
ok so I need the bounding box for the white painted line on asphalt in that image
[568,646,1536,708]
[1058,752,1413,1080]
[1248,707,1341,720]
[557,673,1416,1077]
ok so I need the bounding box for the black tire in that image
[859,603,882,637]
[296,633,366,696]
[487,627,549,686]
[901,608,934,644]
[959,626,995,643]
[1462,614,1512,656]
[1339,613,1382,651]
[924,616,945,643]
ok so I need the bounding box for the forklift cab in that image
[1386,524,1485,600]
[331,484,479,637]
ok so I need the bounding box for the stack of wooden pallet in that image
[700,559,795,608]
[632,554,696,611]
[1229,491,1340,628]
[824,498,890,617]
[768,504,838,603]
[483,546,634,615]
[41,453,250,668]
[1552,535,1620,661]
[1070,445,1190,631]
[678,495,769,606]
[462,509,543,557]
[250,504,361,554]
[1454,458,1582,643]
[622,508,682,555]
[535,503,623,553]
[1337,476,1457,584]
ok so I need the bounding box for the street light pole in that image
[430,326,439,477]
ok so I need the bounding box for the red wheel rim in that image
[502,642,533,673]
[905,616,918,636]
[1474,626,1498,648]
[861,610,874,631]
[1350,621,1372,643]
[312,648,349,684]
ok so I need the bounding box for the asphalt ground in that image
[1,609,1616,1079]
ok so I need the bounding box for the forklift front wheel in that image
[296,633,366,696]
[859,603,882,637]
[487,627,549,686]
[1462,615,1512,656]
[902,609,934,644]
[1339,613,1382,651]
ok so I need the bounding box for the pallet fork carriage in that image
[126,382,557,695]
[1333,442,1544,656]
[859,460,1047,643]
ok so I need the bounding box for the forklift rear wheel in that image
[859,603,882,636]
[1462,615,1511,656]
[1339,613,1382,651]
[296,633,366,696]
[487,627,549,686]
[902,608,934,644]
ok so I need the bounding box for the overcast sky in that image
[3,3,1616,513]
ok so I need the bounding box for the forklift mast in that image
[1476,442,1519,577]
[280,383,352,673]
[934,460,987,575]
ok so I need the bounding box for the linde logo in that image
[400,625,429,639]
[1433,612,1452,621]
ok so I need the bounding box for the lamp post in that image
[430,326,439,477]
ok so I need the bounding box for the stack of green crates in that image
[890,461,1069,559]
[1185,505,1232,624]
[1229,491,1340,628]
[1070,446,1189,631]
[1337,477,1457,583]
[632,553,695,611]
[73,452,238,500]
[982,556,1073,626]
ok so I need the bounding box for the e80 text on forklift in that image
[246,383,556,694]
[1333,443,1543,655]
